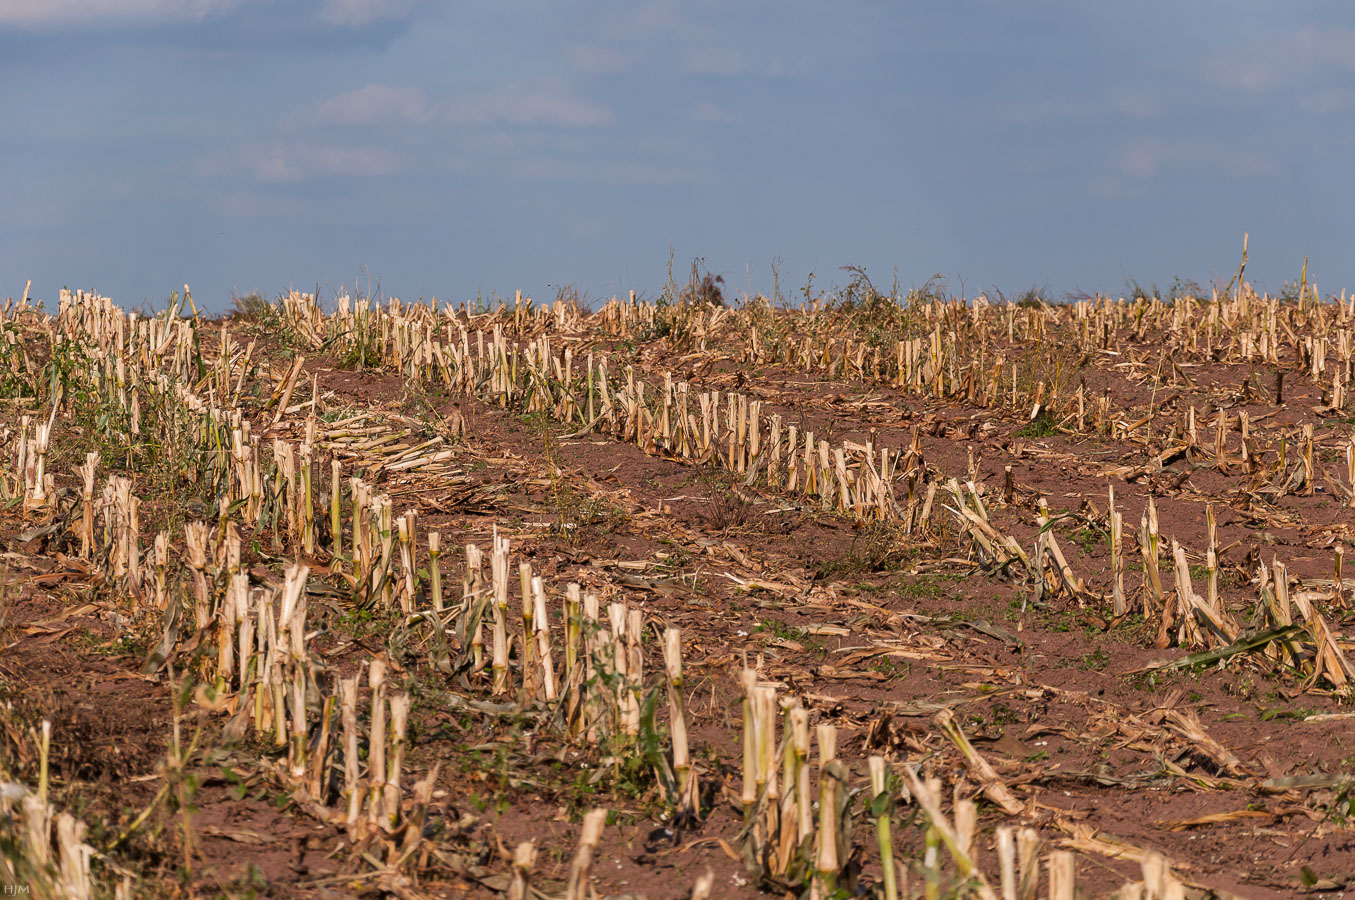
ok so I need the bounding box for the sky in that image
[2,1,1354,313]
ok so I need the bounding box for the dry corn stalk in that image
[899,767,999,900]
[868,756,900,900]
[664,628,694,815]
[936,710,1023,815]
[565,808,607,900]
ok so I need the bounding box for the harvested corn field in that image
[3,273,1355,898]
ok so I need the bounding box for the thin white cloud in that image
[686,47,750,76]
[0,0,239,27]
[997,91,1163,126]
[316,0,420,26]
[1219,150,1273,179]
[0,0,420,28]
[566,43,637,75]
[1113,93,1162,120]
[306,84,435,126]
[1110,137,1273,181]
[996,96,1091,126]
[202,142,401,182]
[1301,88,1355,115]
[1114,137,1174,180]
[601,0,706,42]
[1289,26,1355,71]
[1204,26,1355,93]
[299,80,614,129]
[691,102,736,124]
[458,81,613,128]
[1202,53,1279,93]
[587,2,777,78]
[215,189,297,218]
[513,157,707,185]
[1086,175,1143,200]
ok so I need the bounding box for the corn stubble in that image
[3,260,1354,896]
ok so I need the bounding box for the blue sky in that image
[2,1,1353,312]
